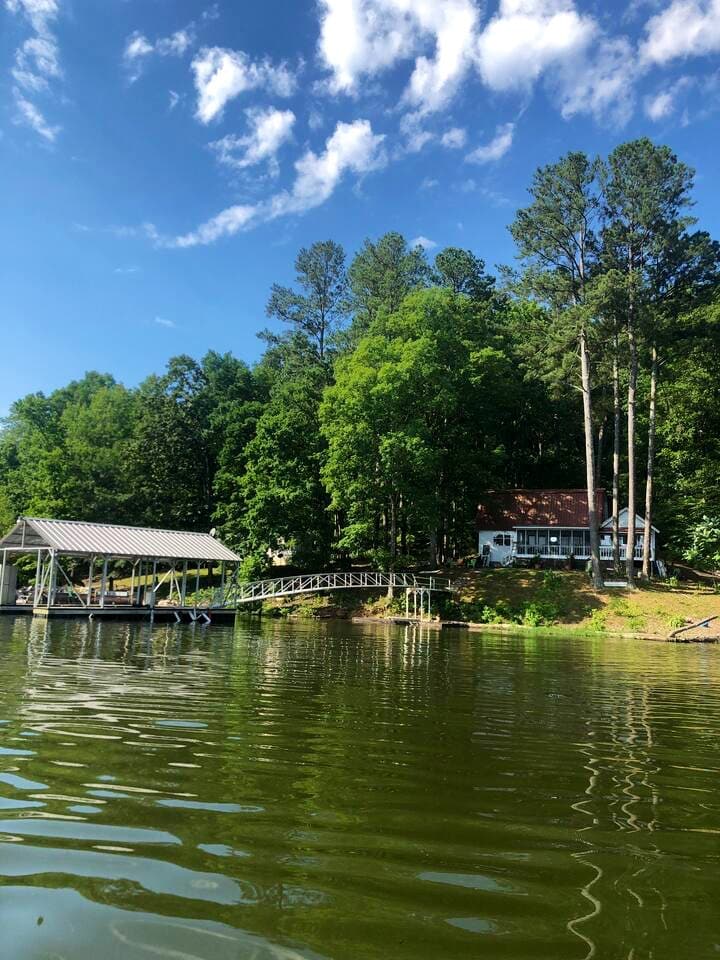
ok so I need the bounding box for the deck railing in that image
[513,544,645,560]
[599,545,644,561]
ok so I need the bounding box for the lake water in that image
[0,615,718,959]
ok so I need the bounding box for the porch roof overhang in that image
[0,517,240,562]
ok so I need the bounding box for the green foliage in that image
[265,240,349,363]
[433,247,495,301]
[682,515,720,572]
[238,554,267,583]
[586,609,608,632]
[321,288,520,565]
[348,231,431,337]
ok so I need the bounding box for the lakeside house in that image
[477,489,658,568]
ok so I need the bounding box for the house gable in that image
[600,509,659,533]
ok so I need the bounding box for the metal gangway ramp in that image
[220,571,454,607]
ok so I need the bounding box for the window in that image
[493,534,512,547]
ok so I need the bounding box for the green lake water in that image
[0,615,718,959]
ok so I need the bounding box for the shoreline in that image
[349,615,718,643]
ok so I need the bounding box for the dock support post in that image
[0,549,7,606]
[129,560,135,606]
[100,557,108,609]
[151,560,158,608]
[87,555,95,609]
[48,551,58,608]
[33,552,43,608]
[181,560,188,607]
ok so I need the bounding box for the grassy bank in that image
[253,569,720,639]
[447,569,720,638]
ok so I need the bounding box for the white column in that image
[100,557,108,609]
[151,560,158,607]
[33,551,43,607]
[47,552,59,608]
[87,555,95,608]
[181,560,188,607]
[129,560,136,606]
[194,562,201,611]
[0,550,7,606]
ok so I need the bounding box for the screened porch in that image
[515,528,592,559]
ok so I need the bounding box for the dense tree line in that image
[2,139,719,579]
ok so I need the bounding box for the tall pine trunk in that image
[626,318,638,587]
[580,325,603,589]
[595,417,605,488]
[612,334,621,572]
[642,344,658,579]
[387,495,397,598]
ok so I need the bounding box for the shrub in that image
[587,608,607,632]
[239,553,266,582]
[682,516,720,572]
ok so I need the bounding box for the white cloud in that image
[13,90,59,140]
[556,37,637,126]
[403,0,480,114]
[6,0,62,140]
[466,122,514,163]
[267,118,386,218]
[317,0,479,115]
[210,108,295,175]
[114,266,140,275]
[192,47,296,123]
[441,126,467,148]
[169,90,181,110]
[12,35,61,92]
[157,29,194,57]
[5,0,58,34]
[641,0,720,64]
[475,0,596,91]
[645,89,674,119]
[123,27,195,82]
[644,75,694,119]
[411,235,437,250]
[401,121,435,153]
[154,316,176,328]
[167,119,385,247]
[420,176,439,189]
[124,32,153,63]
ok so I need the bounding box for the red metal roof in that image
[477,489,607,529]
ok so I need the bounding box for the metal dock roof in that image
[0,517,240,562]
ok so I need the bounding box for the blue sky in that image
[3,0,720,414]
